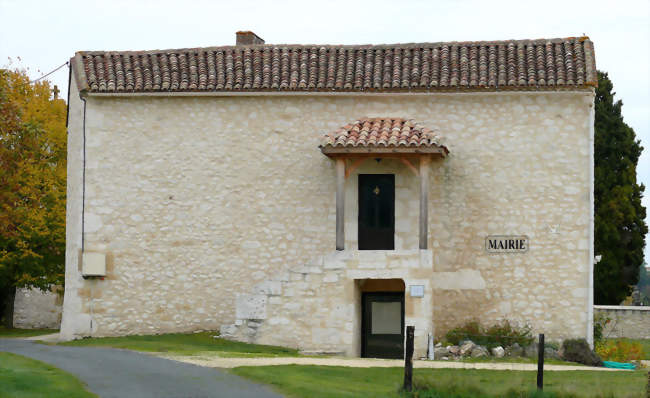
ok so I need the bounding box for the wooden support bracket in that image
[345,158,367,179]
[399,158,419,176]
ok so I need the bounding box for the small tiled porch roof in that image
[319,117,448,156]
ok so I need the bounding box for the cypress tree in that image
[594,71,647,304]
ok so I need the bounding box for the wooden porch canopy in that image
[319,117,448,251]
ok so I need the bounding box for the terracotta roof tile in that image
[320,118,448,153]
[72,37,597,94]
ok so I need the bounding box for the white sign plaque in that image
[410,285,425,297]
[485,235,529,253]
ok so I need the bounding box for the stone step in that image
[221,255,327,342]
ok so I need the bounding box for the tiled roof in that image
[72,37,596,94]
[320,118,448,155]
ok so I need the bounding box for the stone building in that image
[61,32,597,358]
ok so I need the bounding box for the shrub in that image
[445,320,534,348]
[446,321,481,345]
[484,321,534,348]
[593,313,611,343]
[595,339,644,362]
[560,339,603,366]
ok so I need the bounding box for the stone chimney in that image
[236,31,265,45]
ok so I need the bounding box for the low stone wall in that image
[594,305,650,339]
[13,287,62,329]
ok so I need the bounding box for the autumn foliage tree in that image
[594,71,647,304]
[0,67,66,327]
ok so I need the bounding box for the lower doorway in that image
[361,291,405,359]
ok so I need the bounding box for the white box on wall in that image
[410,285,424,298]
[82,252,106,277]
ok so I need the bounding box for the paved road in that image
[0,339,283,398]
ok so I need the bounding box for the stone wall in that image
[60,76,90,338]
[61,88,594,352]
[221,250,434,357]
[13,287,62,329]
[594,305,650,339]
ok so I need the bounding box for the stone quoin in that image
[60,32,597,358]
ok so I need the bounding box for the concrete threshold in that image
[24,333,61,342]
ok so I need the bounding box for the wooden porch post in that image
[336,158,345,250]
[419,156,430,249]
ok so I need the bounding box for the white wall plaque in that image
[409,285,424,297]
[485,235,529,253]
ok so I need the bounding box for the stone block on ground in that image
[434,346,450,358]
[525,344,538,358]
[507,343,524,357]
[491,346,505,358]
[219,324,237,338]
[471,345,489,357]
[459,341,476,356]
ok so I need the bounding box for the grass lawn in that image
[0,327,58,338]
[451,356,580,366]
[57,331,300,357]
[231,365,646,398]
[0,352,96,398]
[635,339,650,359]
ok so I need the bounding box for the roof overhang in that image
[320,146,447,157]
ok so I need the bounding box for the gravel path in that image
[160,354,624,371]
[0,339,283,398]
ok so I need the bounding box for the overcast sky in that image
[1,0,649,262]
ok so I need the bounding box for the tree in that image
[0,67,67,327]
[594,71,647,304]
[637,263,650,305]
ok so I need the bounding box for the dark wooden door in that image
[358,174,395,250]
[362,292,404,359]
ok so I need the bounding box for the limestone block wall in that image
[595,305,650,339]
[13,287,62,329]
[427,92,594,343]
[221,249,433,357]
[61,89,594,349]
[60,76,92,339]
